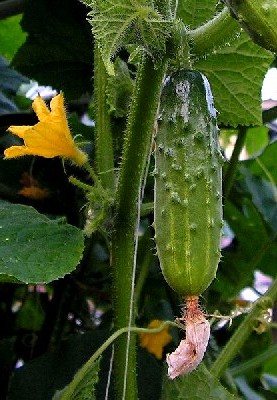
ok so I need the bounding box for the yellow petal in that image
[23,122,73,157]
[49,93,73,142]
[32,95,50,121]
[50,92,65,115]
[4,145,36,158]
[7,125,31,138]
[49,93,66,123]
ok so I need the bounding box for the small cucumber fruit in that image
[154,69,223,296]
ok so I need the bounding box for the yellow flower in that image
[139,319,172,360]
[5,94,88,166]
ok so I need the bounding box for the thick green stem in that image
[111,54,167,400]
[188,6,240,58]
[223,0,277,53]
[211,277,277,378]
[223,126,247,199]
[94,45,115,191]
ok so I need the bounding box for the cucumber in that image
[154,69,223,297]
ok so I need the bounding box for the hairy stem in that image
[223,0,277,53]
[111,54,167,400]
[211,277,277,378]
[94,45,115,191]
[223,126,247,199]
[188,6,240,58]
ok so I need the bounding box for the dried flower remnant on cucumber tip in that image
[167,296,210,379]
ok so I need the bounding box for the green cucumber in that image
[154,69,223,296]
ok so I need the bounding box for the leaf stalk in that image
[188,6,240,58]
[223,126,247,199]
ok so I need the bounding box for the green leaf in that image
[106,58,134,117]
[237,142,277,232]
[7,329,164,400]
[177,0,218,28]
[7,331,112,400]
[244,141,277,186]
[53,357,101,400]
[0,201,84,283]
[245,126,268,156]
[85,0,171,75]
[239,166,277,232]
[214,199,277,298]
[195,31,274,127]
[0,274,22,283]
[0,15,27,61]
[242,141,277,231]
[162,363,239,399]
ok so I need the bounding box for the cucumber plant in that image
[4,1,277,399]
[154,69,223,377]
